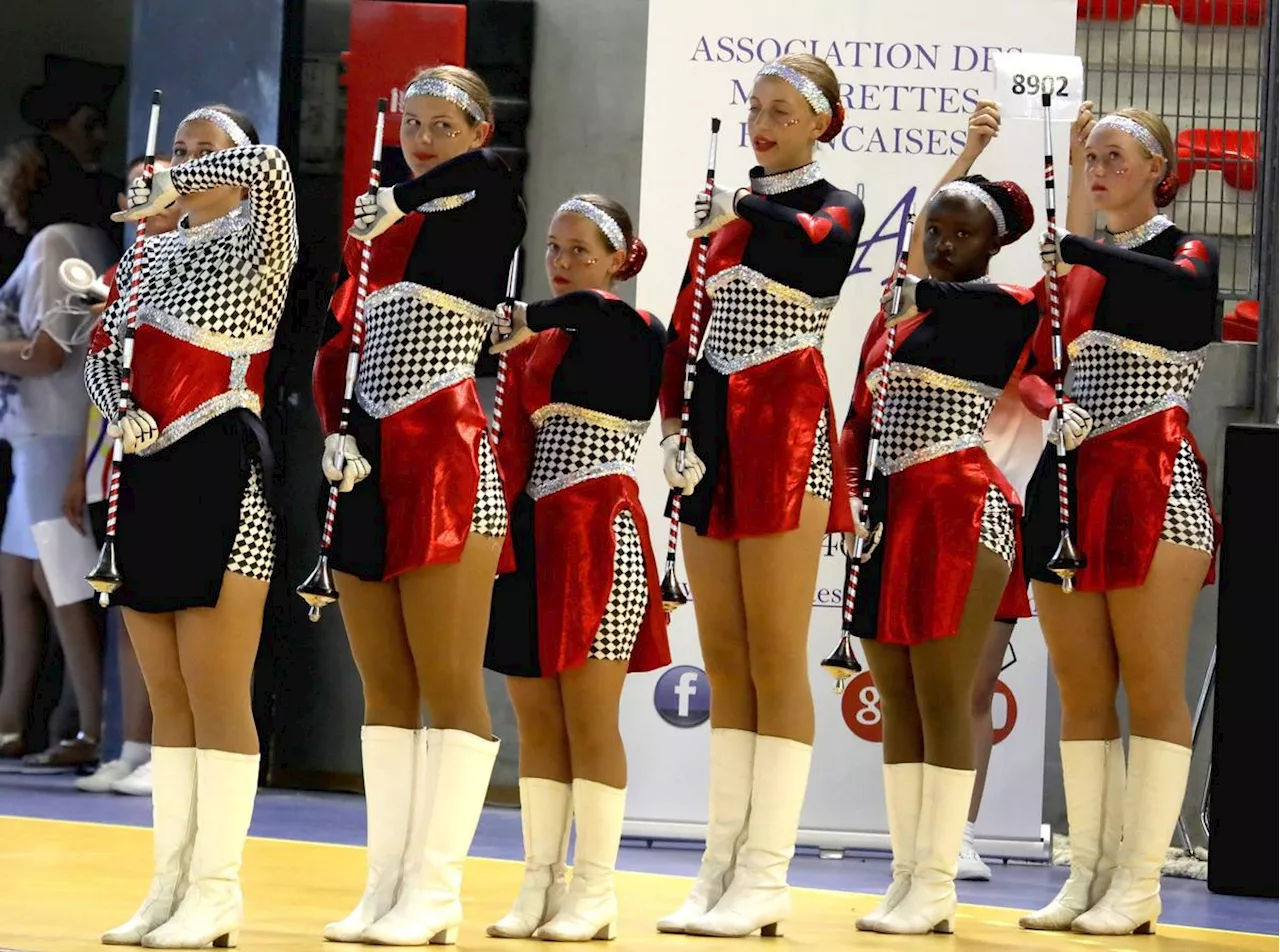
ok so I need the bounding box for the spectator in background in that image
[69,154,177,796]
[0,54,125,259]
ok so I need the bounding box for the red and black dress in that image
[1020,217,1220,589]
[484,290,670,678]
[84,145,297,612]
[660,162,863,539]
[841,280,1039,645]
[313,149,525,580]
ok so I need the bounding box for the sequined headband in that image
[1095,115,1165,159]
[182,108,251,148]
[756,63,831,118]
[935,181,1007,238]
[404,77,487,124]
[557,199,625,252]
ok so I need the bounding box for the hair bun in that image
[990,179,1036,247]
[616,236,647,281]
[1154,172,1180,208]
[819,103,845,144]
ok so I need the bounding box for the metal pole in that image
[1253,0,1278,423]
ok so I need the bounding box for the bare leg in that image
[174,572,267,754]
[0,554,42,736]
[400,532,501,738]
[117,612,153,744]
[1034,582,1119,741]
[507,676,571,782]
[34,563,103,742]
[681,528,753,732]
[736,494,829,744]
[969,619,1016,821]
[335,571,421,729]
[559,660,629,788]
[122,608,192,748]
[1107,541,1210,748]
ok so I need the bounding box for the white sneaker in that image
[76,759,137,793]
[956,846,991,881]
[113,760,154,796]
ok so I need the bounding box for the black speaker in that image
[1207,422,1278,898]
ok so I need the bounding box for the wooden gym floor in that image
[0,816,1273,952]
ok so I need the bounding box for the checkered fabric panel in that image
[588,510,648,663]
[528,415,645,496]
[469,434,508,538]
[1071,336,1204,432]
[705,275,831,360]
[804,409,834,501]
[878,372,996,470]
[226,461,277,581]
[978,484,1016,564]
[1161,440,1215,553]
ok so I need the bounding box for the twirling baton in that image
[1039,91,1086,592]
[490,250,521,446]
[659,117,721,613]
[820,208,916,694]
[86,89,163,608]
[297,98,389,622]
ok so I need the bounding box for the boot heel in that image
[1135,920,1156,935]
[213,931,238,948]
[932,919,953,934]
[760,922,783,938]
[592,921,617,940]
[429,926,458,945]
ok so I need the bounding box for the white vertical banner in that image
[620,0,1078,859]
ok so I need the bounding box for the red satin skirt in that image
[854,447,1020,646]
[679,349,853,540]
[326,378,509,581]
[995,560,1032,620]
[1073,409,1219,590]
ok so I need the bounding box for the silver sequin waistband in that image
[705,333,824,375]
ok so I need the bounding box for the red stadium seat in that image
[1222,299,1259,342]
[1176,129,1259,191]
[1169,0,1266,26]
[1077,0,1145,18]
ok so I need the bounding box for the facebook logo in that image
[654,666,711,728]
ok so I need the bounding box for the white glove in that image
[687,185,741,239]
[880,273,919,320]
[662,434,707,495]
[844,498,884,564]
[1048,402,1093,451]
[107,409,160,454]
[490,300,532,354]
[850,497,871,539]
[323,433,372,493]
[348,188,405,242]
[111,168,178,223]
[1039,230,1064,275]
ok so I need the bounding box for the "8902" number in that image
[1012,74,1070,97]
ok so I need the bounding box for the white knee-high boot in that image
[487,778,573,938]
[657,728,756,933]
[855,762,923,931]
[533,779,626,942]
[142,749,260,949]
[325,726,419,941]
[685,735,812,938]
[1072,737,1191,936]
[1020,739,1125,931]
[362,729,499,946]
[872,765,975,935]
[102,747,198,944]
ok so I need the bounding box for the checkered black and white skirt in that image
[1161,440,1215,553]
[587,510,647,663]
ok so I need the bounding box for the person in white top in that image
[0,218,116,768]
[70,153,179,796]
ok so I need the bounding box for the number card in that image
[991,52,1084,121]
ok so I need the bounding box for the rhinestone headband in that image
[756,63,831,118]
[1096,115,1164,159]
[182,108,251,148]
[404,77,487,124]
[556,199,625,252]
[935,181,1007,238]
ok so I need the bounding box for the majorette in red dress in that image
[85,144,297,612]
[841,280,1039,646]
[484,290,670,678]
[1020,217,1220,591]
[660,162,863,539]
[313,149,524,581]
